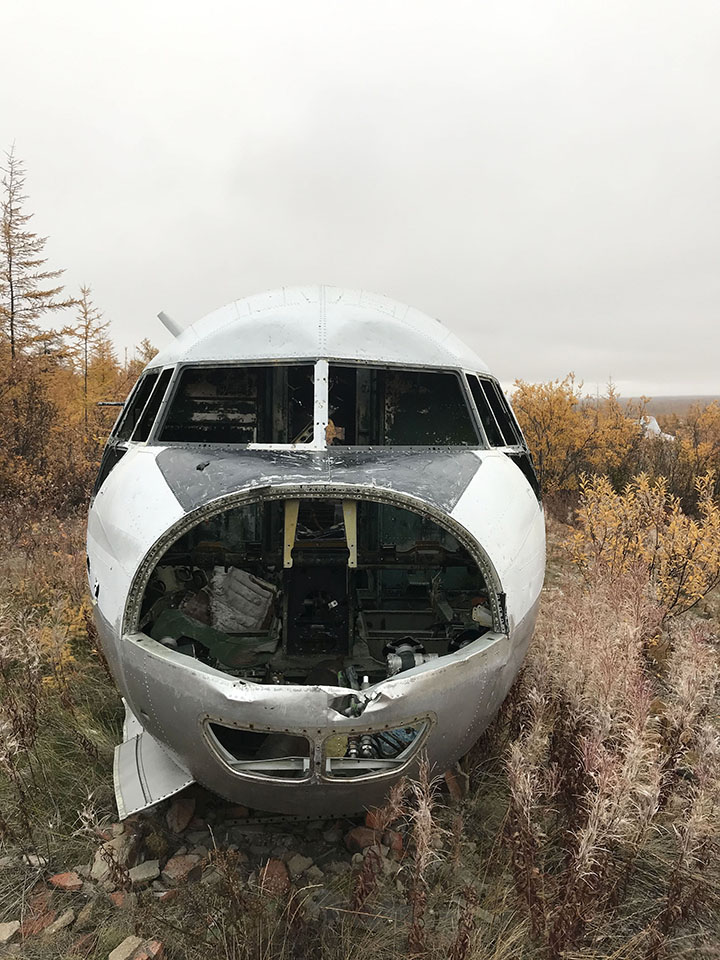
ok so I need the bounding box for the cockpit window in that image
[467,375,522,447]
[114,370,160,441]
[131,368,173,442]
[158,365,314,444]
[327,365,479,446]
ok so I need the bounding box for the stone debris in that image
[155,889,179,902]
[132,940,165,959]
[49,870,83,892]
[109,935,144,960]
[306,865,325,882]
[21,853,48,868]
[129,859,161,886]
[382,829,403,856]
[166,797,196,834]
[75,901,96,928]
[91,830,139,882]
[286,853,314,879]
[344,826,382,852]
[43,907,76,937]
[0,921,21,944]
[259,858,290,897]
[161,853,202,886]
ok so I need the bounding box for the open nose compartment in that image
[136,496,498,778]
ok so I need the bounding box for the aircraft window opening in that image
[481,378,522,446]
[467,375,524,448]
[327,365,480,446]
[131,368,173,442]
[207,724,312,780]
[138,497,497,695]
[158,364,315,445]
[467,374,504,447]
[114,370,160,441]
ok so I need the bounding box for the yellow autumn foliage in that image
[567,472,720,617]
[511,375,645,495]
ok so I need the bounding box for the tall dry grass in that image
[0,498,718,959]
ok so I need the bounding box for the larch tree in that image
[63,285,112,433]
[0,146,75,360]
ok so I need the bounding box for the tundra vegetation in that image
[1,149,719,959]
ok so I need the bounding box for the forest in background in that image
[1,149,720,959]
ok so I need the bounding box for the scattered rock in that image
[200,868,222,887]
[111,823,126,838]
[305,865,324,882]
[187,817,206,831]
[326,860,351,876]
[132,940,164,959]
[109,891,128,908]
[0,855,16,868]
[161,853,201,885]
[43,907,76,937]
[286,853,314,879]
[382,829,403,856]
[49,871,83,892]
[189,845,208,859]
[259,858,290,897]
[344,826,381,852]
[91,830,139,882]
[0,921,20,945]
[129,860,161,886]
[75,901,96,928]
[166,797,196,834]
[22,853,48,868]
[155,889,179,902]
[90,848,112,883]
[109,935,143,960]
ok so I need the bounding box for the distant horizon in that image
[501,381,718,401]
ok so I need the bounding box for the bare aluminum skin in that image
[87,286,546,818]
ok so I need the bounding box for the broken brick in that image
[161,854,201,885]
[49,871,83,892]
[344,826,382,852]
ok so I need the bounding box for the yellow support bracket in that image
[283,500,300,568]
[342,500,357,568]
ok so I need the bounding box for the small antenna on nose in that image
[157,311,185,337]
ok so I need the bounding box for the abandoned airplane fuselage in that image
[87,286,546,819]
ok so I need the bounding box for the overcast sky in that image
[2,1,719,395]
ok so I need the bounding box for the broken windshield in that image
[327,366,480,446]
[158,364,315,444]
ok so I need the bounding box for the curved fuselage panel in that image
[88,445,544,816]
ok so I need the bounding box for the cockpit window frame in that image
[138,359,497,452]
[148,359,322,450]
